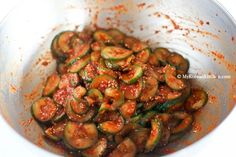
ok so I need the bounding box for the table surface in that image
[0,0,235,156]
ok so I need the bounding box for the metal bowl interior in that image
[0,0,236,156]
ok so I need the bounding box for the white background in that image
[0,0,235,156]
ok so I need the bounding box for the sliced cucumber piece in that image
[130,114,142,123]
[32,97,57,122]
[70,98,89,115]
[57,31,75,53]
[73,86,87,100]
[44,121,66,141]
[59,73,79,89]
[90,75,118,93]
[120,78,142,100]
[98,115,124,134]
[132,41,148,53]
[157,82,191,112]
[114,123,141,144]
[43,73,60,96]
[153,48,171,65]
[66,101,95,122]
[121,65,143,84]
[91,51,101,62]
[143,101,157,111]
[81,138,107,157]
[53,88,71,106]
[94,110,119,123]
[135,48,150,63]
[105,55,134,70]
[104,88,124,108]
[79,63,98,82]
[109,138,136,157]
[167,53,189,74]
[184,89,208,112]
[52,106,66,122]
[68,54,91,73]
[140,77,158,102]
[98,102,116,113]
[87,89,103,102]
[148,53,160,66]
[73,42,90,58]
[64,122,98,150]
[119,100,136,119]
[145,118,162,152]
[51,34,67,62]
[93,30,113,44]
[171,112,193,134]
[107,28,125,44]
[164,65,186,90]
[57,63,68,74]
[140,111,157,127]
[91,41,105,52]
[129,128,150,153]
[124,36,138,49]
[101,46,133,61]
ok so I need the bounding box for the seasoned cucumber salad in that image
[32,28,208,156]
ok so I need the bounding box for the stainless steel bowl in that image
[0,0,236,156]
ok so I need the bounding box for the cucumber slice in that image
[120,79,142,100]
[43,73,60,96]
[52,106,66,122]
[81,138,107,157]
[140,77,158,102]
[148,53,160,66]
[108,138,136,157]
[57,63,68,74]
[157,126,170,147]
[57,31,75,53]
[91,51,101,62]
[119,100,136,119]
[90,75,118,93]
[66,101,95,122]
[157,82,191,112]
[70,98,89,115]
[93,30,113,44]
[73,42,90,58]
[171,112,193,134]
[129,128,149,153]
[79,63,98,82]
[87,89,103,102]
[104,88,124,108]
[184,89,208,112]
[132,41,148,53]
[58,73,79,89]
[98,102,116,113]
[121,65,143,84]
[145,118,162,152]
[135,48,150,63]
[143,101,157,111]
[73,86,87,100]
[53,88,72,107]
[44,121,66,141]
[124,36,138,49]
[91,41,105,52]
[107,28,125,44]
[114,123,141,144]
[64,122,98,150]
[164,65,186,90]
[105,55,134,70]
[101,46,133,61]
[140,111,157,127]
[153,48,171,65]
[94,110,119,123]
[51,34,67,62]
[98,115,124,134]
[68,55,91,73]
[130,114,142,123]
[32,97,57,122]
[167,53,189,74]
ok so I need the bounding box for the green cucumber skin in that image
[101,46,133,61]
[121,65,143,84]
